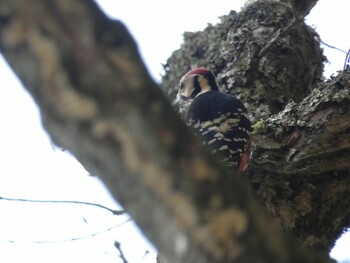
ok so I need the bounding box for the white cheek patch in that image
[180,78,195,98]
[198,77,211,93]
[182,86,194,97]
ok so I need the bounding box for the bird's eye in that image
[179,82,184,90]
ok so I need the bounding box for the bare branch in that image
[289,0,318,19]
[8,218,132,244]
[114,241,129,263]
[0,196,125,215]
[258,0,318,59]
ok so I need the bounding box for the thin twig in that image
[258,21,299,59]
[290,0,318,20]
[258,1,315,59]
[320,40,348,54]
[7,218,132,244]
[289,0,298,21]
[136,250,150,263]
[0,196,125,215]
[114,240,129,263]
[344,49,350,70]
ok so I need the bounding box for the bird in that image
[173,68,252,173]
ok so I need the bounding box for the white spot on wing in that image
[208,138,217,145]
[219,145,229,151]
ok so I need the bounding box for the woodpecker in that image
[173,68,252,173]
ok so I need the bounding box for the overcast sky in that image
[0,1,349,262]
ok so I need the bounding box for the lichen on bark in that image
[161,0,349,255]
[0,0,346,262]
[161,0,325,121]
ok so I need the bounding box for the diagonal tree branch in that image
[0,0,337,262]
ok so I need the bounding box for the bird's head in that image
[172,68,219,105]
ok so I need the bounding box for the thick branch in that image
[249,71,350,250]
[253,72,350,174]
[160,0,348,254]
[0,0,333,262]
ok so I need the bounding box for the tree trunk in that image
[0,0,347,262]
[161,0,350,254]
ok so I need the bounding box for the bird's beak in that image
[171,94,181,106]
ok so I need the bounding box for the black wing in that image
[185,91,252,167]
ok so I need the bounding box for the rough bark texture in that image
[0,0,347,262]
[162,0,350,256]
[162,1,325,120]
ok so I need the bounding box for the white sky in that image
[0,1,349,262]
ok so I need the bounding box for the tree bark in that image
[162,0,350,254]
[0,0,347,262]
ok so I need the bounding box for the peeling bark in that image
[0,0,346,262]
